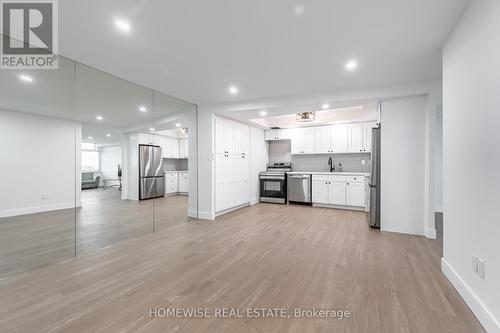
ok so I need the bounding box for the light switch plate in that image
[362,159,366,165]
[477,259,485,279]
[472,254,478,273]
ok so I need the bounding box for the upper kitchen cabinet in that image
[264,129,290,141]
[331,124,348,153]
[179,138,188,158]
[348,123,364,152]
[362,121,378,153]
[215,117,249,155]
[313,124,348,154]
[138,133,155,145]
[291,127,315,154]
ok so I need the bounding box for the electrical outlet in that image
[472,254,478,273]
[477,259,485,279]
[361,159,366,165]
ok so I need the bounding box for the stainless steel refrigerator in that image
[369,124,381,228]
[139,144,164,200]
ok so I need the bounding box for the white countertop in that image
[164,170,188,173]
[287,171,370,177]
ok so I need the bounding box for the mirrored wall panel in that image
[152,92,198,232]
[75,63,155,255]
[0,35,77,277]
[0,35,198,277]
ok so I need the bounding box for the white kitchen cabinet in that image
[348,123,364,153]
[312,174,364,208]
[312,180,329,204]
[138,133,155,145]
[179,138,188,158]
[264,129,290,141]
[291,127,315,154]
[331,124,348,153]
[346,182,365,207]
[362,121,378,152]
[330,181,347,205]
[164,172,178,194]
[215,117,250,213]
[314,126,331,154]
[178,172,189,193]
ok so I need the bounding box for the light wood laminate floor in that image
[0,204,484,332]
[0,189,190,277]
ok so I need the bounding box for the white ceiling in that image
[59,0,470,104]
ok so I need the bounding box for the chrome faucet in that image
[328,157,335,172]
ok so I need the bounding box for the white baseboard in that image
[197,211,215,220]
[187,209,198,219]
[250,197,259,205]
[215,203,249,217]
[425,228,437,239]
[435,204,443,213]
[441,258,500,333]
[0,202,77,218]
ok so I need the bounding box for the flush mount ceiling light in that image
[296,111,316,122]
[18,74,33,83]
[175,123,181,127]
[149,127,155,131]
[114,18,131,33]
[228,86,239,95]
[139,106,147,112]
[106,134,111,137]
[259,110,267,116]
[96,115,103,121]
[345,59,358,72]
[321,104,330,109]
[293,5,305,16]
[87,136,93,140]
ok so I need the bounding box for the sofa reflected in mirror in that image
[81,172,100,189]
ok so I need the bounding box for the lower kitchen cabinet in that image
[178,172,189,193]
[346,182,364,207]
[312,174,366,209]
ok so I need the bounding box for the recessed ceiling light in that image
[149,127,155,131]
[96,115,103,121]
[228,86,239,95]
[175,123,181,127]
[293,5,305,16]
[139,106,147,112]
[106,134,111,137]
[321,104,330,109]
[260,110,267,116]
[345,60,358,71]
[114,18,131,33]
[18,74,33,83]
[87,136,93,140]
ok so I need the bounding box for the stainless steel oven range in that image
[259,162,292,204]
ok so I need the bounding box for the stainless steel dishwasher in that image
[287,174,312,204]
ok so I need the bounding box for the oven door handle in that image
[260,175,285,180]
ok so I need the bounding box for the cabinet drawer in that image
[346,176,364,183]
[165,172,177,178]
[312,175,346,182]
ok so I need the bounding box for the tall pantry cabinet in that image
[215,117,250,213]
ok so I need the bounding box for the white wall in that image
[249,127,268,204]
[435,108,443,212]
[380,96,426,236]
[100,145,121,184]
[0,109,80,217]
[442,1,500,331]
